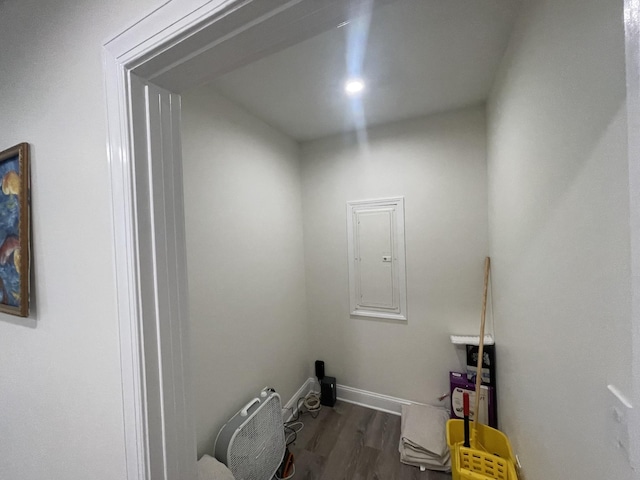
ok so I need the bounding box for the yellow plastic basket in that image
[446,420,518,480]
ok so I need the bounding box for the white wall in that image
[300,107,488,402]
[181,86,310,457]
[0,1,162,479]
[487,0,633,478]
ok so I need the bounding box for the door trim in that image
[103,1,372,478]
[103,2,252,478]
[624,0,640,474]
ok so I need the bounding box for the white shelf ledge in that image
[450,334,495,346]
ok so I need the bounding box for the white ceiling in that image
[208,0,521,142]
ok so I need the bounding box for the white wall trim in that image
[282,378,438,418]
[336,383,418,416]
[103,48,149,480]
[281,377,316,422]
[624,0,640,475]
[103,2,263,479]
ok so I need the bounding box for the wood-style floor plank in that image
[321,405,376,480]
[291,449,325,480]
[287,401,452,480]
[364,410,392,451]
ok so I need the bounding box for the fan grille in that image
[228,394,285,480]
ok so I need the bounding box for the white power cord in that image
[303,393,321,411]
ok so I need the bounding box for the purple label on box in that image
[450,371,497,428]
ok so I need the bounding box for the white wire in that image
[283,393,320,446]
[303,393,321,411]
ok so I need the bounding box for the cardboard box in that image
[450,371,497,428]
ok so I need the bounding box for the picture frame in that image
[0,143,30,317]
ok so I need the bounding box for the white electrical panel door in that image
[347,197,407,321]
[356,209,395,308]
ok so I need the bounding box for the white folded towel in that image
[197,454,235,480]
[400,403,449,458]
[399,403,451,471]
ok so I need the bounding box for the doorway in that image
[103,1,640,479]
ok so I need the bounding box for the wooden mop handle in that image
[472,257,491,446]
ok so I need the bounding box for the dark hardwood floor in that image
[287,401,452,480]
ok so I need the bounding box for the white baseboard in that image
[281,377,316,422]
[283,377,425,418]
[337,384,414,416]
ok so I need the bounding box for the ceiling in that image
[206,0,521,142]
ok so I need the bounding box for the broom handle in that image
[472,257,491,447]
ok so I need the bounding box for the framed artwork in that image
[0,143,30,317]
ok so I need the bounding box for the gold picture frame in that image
[0,143,30,317]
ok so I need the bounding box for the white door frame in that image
[103,2,278,478]
[624,0,640,474]
[103,1,377,478]
[103,0,640,478]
